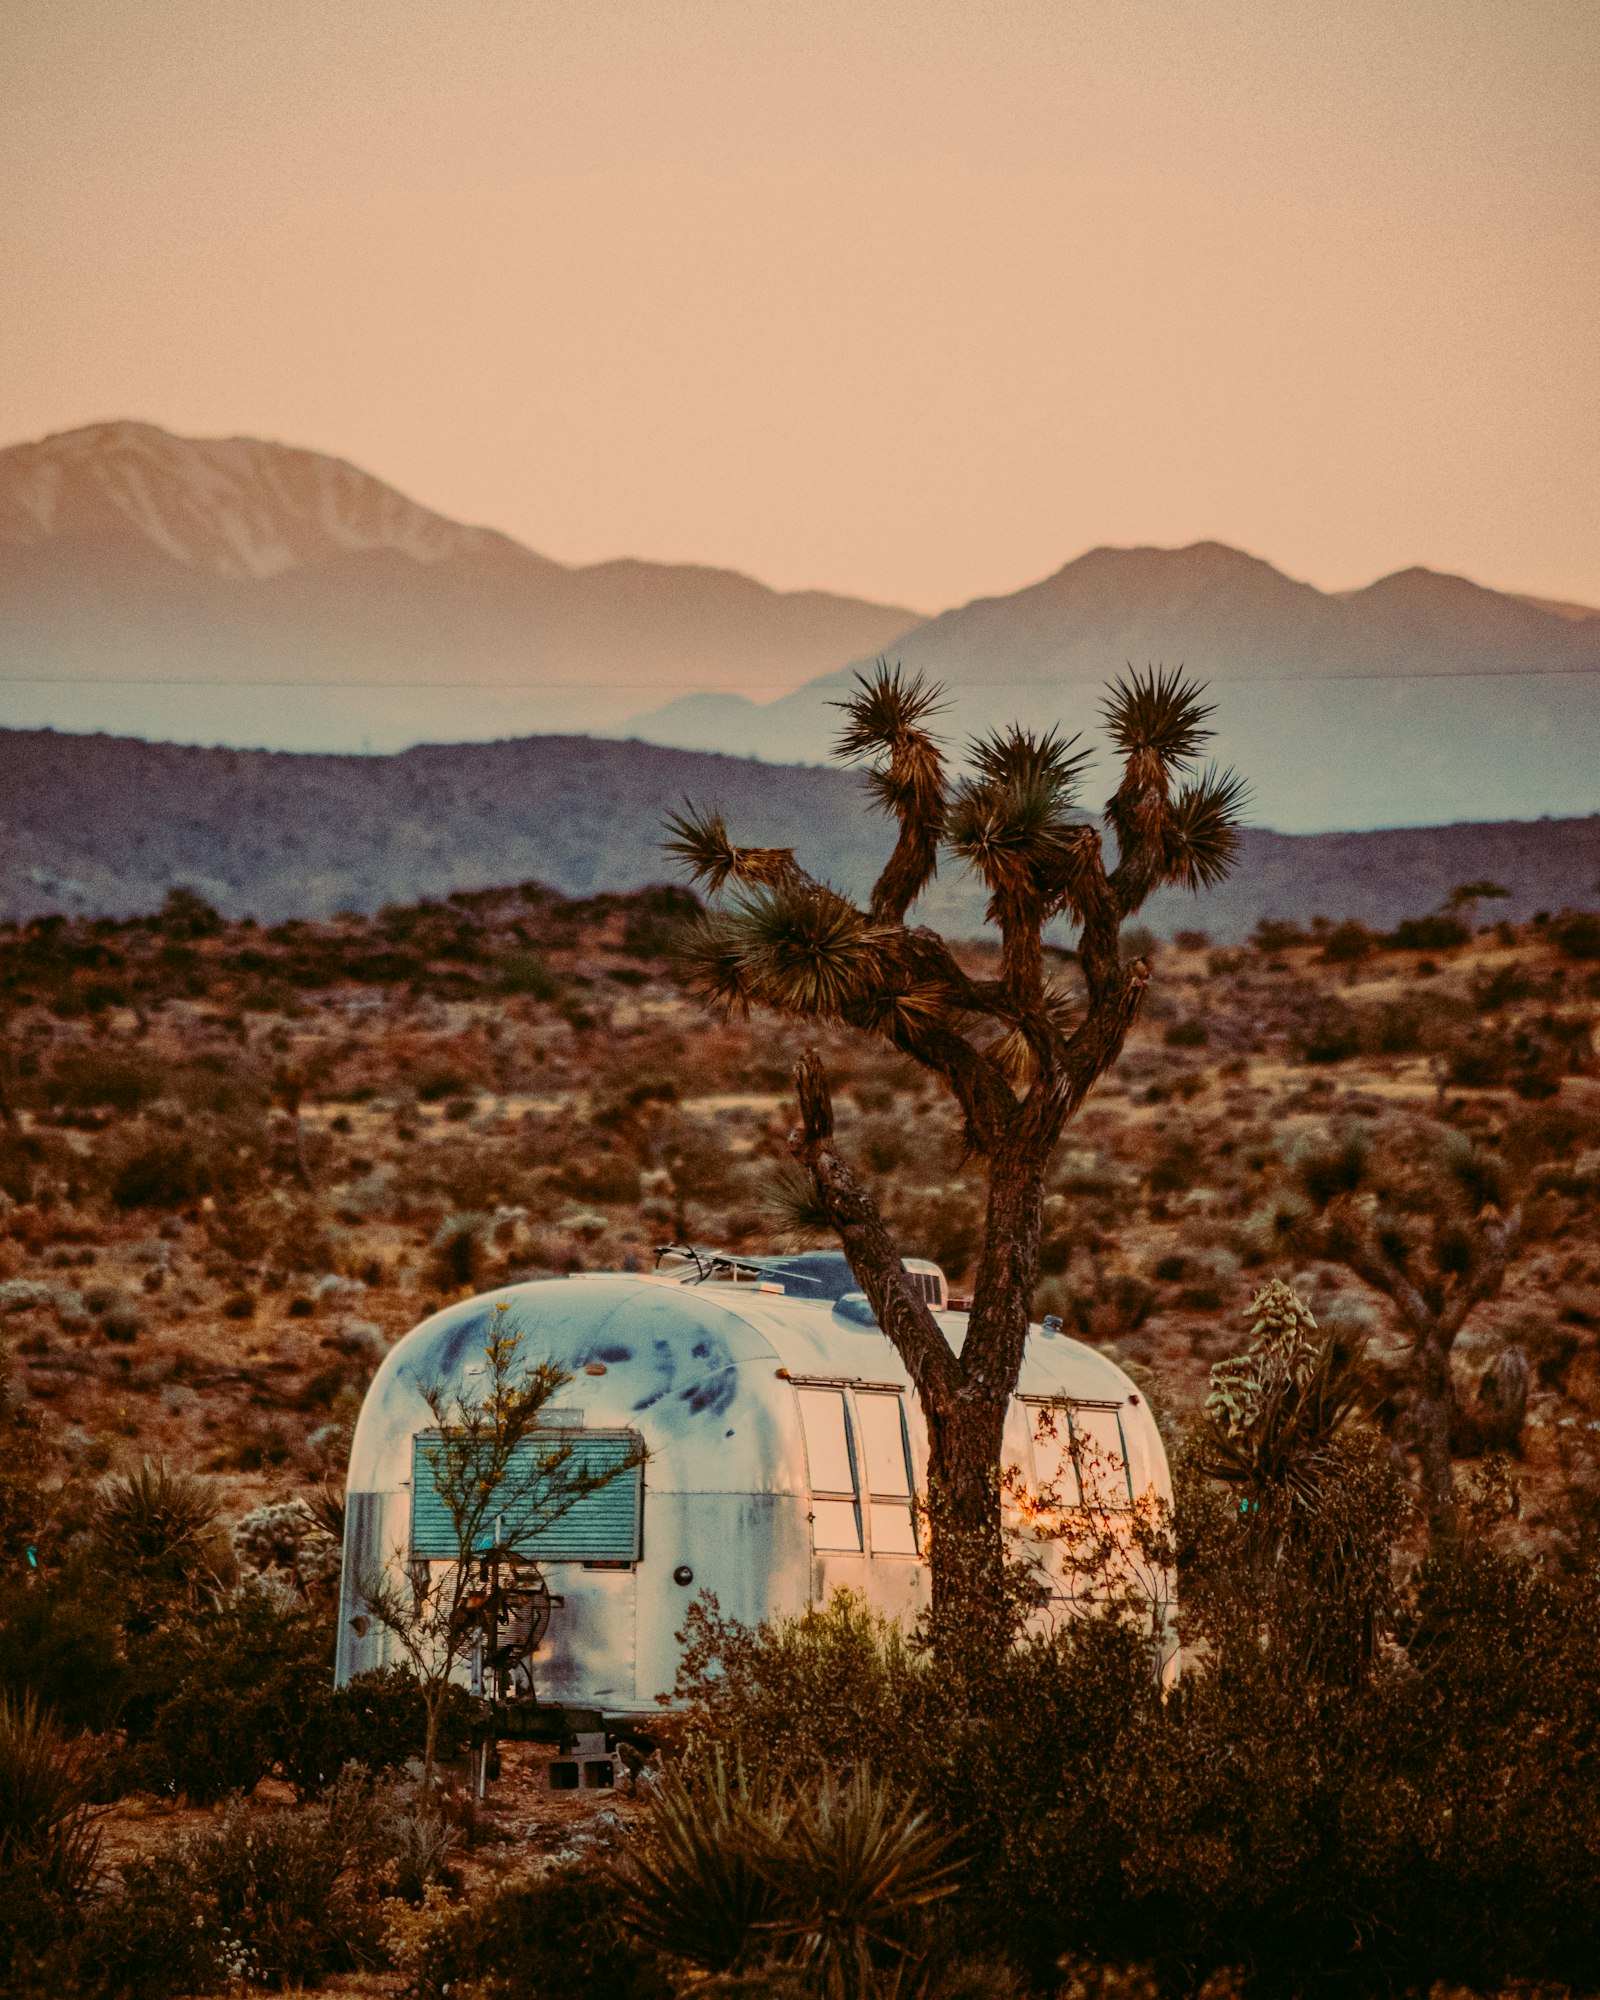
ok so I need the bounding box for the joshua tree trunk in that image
[1409,1330,1460,1534]
[791,1049,1121,1628]
[671,664,1245,1637]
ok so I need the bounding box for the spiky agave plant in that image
[664,658,1247,1628]
[614,1755,791,1974]
[91,1457,226,1616]
[0,1693,102,1915]
[772,1768,962,2000]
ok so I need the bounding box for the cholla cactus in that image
[1199,1279,1366,1524]
[1205,1281,1320,1439]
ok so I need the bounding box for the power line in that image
[3,664,1600,693]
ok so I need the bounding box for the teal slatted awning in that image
[409,1429,643,1562]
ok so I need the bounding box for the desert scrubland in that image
[4,878,1600,1998]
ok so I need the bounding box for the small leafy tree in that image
[666,663,1244,1625]
[360,1306,642,1784]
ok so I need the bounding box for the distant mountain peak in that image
[0,419,510,581]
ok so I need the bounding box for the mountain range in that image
[2,726,1596,943]
[1,420,1598,833]
[0,421,921,748]
[631,541,1600,831]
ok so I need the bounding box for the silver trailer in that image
[335,1257,1173,1714]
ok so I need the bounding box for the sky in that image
[3,0,1597,615]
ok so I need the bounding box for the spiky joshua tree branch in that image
[664,662,1246,1629]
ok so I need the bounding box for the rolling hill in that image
[2,726,1595,941]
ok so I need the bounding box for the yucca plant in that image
[1192,1283,1404,1684]
[91,1456,227,1623]
[666,662,1245,1625]
[0,1693,101,1981]
[772,1769,962,2000]
[617,1761,960,1997]
[615,1754,790,1973]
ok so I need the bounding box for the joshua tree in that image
[665,663,1245,1624]
[1288,1127,1521,1532]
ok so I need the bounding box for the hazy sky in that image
[4,1,1597,613]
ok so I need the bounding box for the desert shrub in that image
[1161,1018,1207,1048]
[1147,1131,1205,1195]
[46,1045,164,1115]
[416,1067,473,1103]
[0,1125,85,1206]
[0,1580,124,1732]
[675,1592,924,1777]
[0,1374,55,1578]
[427,1211,490,1292]
[885,1182,981,1277]
[156,887,223,940]
[282,1667,477,1800]
[498,949,562,999]
[1065,1267,1156,1341]
[119,1586,331,1803]
[82,1770,391,1998]
[1297,1005,1363,1065]
[401,1857,672,2000]
[1551,910,1600,960]
[1319,919,1376,963]
[558,1149,645,1205]
[1251,918,1305,953]
[623,884,702,959]
[1472,962,1540,1012]
[1389,912,1471,951]
[104,1131,214,1210]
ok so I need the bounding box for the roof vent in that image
[832,1293,878,1329]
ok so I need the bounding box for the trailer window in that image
[1070,1406,1133,1509]
[1024,1400,1133,1512]
[796,1387,861,1550]
[855,1391,918,1554]
[410,1429,643,1561]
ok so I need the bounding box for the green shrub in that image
[119,1587,330,1803]
[281,1667,476,1800]
[1388,913,1471,951]
[404,1857,672,2000]
[0,1582,124,1733]
[82,1770,391,1998]
[1551,910,1600,960]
